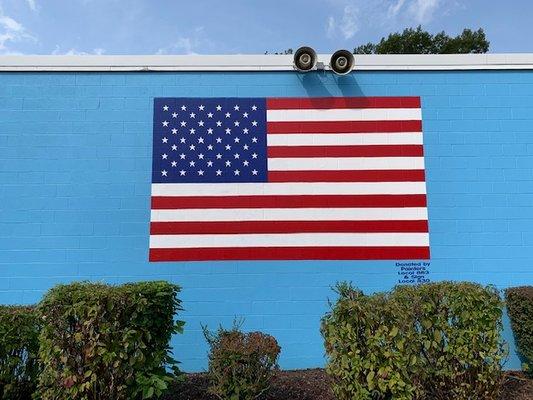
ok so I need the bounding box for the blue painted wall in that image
[0,70,532,371]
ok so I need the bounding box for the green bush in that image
[0,306,40,400]
[321,282,506,400]
[203,322,281,400]
[505,286,533,377]
[37,281,184,400]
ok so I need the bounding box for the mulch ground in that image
[162,369,533,400]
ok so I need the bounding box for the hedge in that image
[321,282,506,400]
[0,306,41,400]
[203,323,281,400]
[36,281,184,400]
[505,286,533,377]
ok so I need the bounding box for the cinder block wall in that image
[1,70,532,371]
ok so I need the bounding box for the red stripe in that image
[152,194,427,209]
[267,145,424,158]
[150,220,429,235]
[268,170,425,182]
[266,97,421,110]
[149,246,430,261]
[267,120,422,134]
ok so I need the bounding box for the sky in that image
[0,0,532,55]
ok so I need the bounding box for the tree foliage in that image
[355,26,489,54]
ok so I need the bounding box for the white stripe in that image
[268,157,424,171]
[150,232,429,248]
[267,132,423,146]
[150,207,428,222]
[151,182,427,196]
[267,108,421,122]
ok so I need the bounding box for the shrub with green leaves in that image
[505,286,533,377]
[0,306,40,400]
[321,282,506,400]
[203,322,281,400]
[37,281,184,400]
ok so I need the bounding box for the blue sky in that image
[0,0,532,55]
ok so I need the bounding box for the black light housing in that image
[293,46,317,72]
[330,49,354,75]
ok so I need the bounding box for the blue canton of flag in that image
[152,98,268,183]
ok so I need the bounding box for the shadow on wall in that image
[297,72,363,98]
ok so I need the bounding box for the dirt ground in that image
[163,369,533,400]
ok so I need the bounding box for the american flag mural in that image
[150,97,429,262]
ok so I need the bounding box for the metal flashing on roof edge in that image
[1,54,533,72]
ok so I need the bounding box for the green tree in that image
[355,26,489,54]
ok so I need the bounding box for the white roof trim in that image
[1,54,533,71]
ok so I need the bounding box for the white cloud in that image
[388,0,406,18]
[52,45,106,55]
[26,0,37,12]
[326,0,456,39]
[156,26,212,55]
[339,5,359,39]
[0,6,35,53]
[408,0,441,24]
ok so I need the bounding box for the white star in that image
[199,105,205,111]
[216,153,222,159]
[252,137,258,143]
[225,112,231,118]
[216,137,222,143]
[234,169,240,176]
[243,160,249,166]
[216,121,222,127]
[172,112,178,118]
[234,137,240,143]
[207,112,213,118]
[252,153,258,159]
[171,128,178,134]
[171,161,177,167]
[234,105,240,111]
[179,153,186,159]
[180,170,186,176]
[180,137,186,143]
[243,128,249,134]
[181,105,187,111]
[190,112,196,118]
[243,144,249,150]
[252,169,258,175]
[207,144,213,150]
[234,153,240,159]
[225,128,231,134]
[189,144,196,150]
[207,128,213,134]
[198,153,205,159]
[198,137,204,144]
[161,170,168,176]
[189,161,196,167]
[198,120,205,127]
[207,160,213,167]
[171,145,178,151]
[243,112,249,118]
[216,169,222,176]
[252,105,257,111]
[163,105,169,111]
[198,169,204,176]
[180,121,187,127]
[162,121,169,127]
[252,121,258,126]
[225,144,231,150]
[225,160,232,167]
[216,105,222,111]
[162,137,168,143]
[189,128,196,134]
[234,121,240,127]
